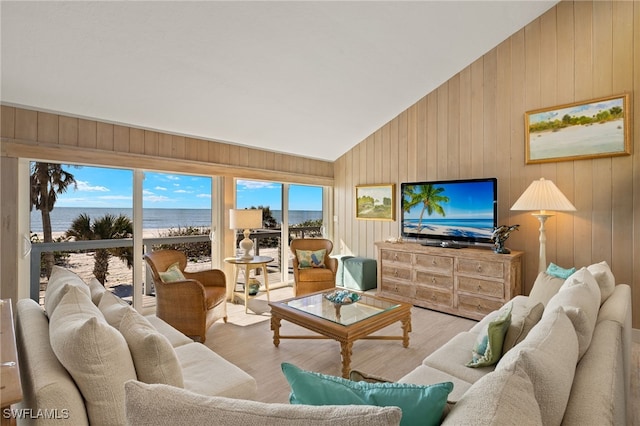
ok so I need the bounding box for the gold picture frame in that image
[525,93,630,164]
[355,184,395,221]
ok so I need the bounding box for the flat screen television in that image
[400,178,497,246]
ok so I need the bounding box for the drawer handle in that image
[432,259,437,265]
[431,294,437,301]
[394,270,398,277]
[394,253,398,260]
[477,284,481,291]
[476,304,482,311]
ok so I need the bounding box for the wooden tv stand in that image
[375,242,523,320]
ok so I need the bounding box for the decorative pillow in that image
[296,249,326,269]
[98,290,133,328]
[159,262,186,282]
[444,366,543,425]
[44,266,91,317]
[87,277,107,305]
[49,286,137,426]
[586,261,615,305]
[119,309,184,387]
[527,272,564,307]
[281,363,452,426]
[466,303,512,368]
[124,380,402,426]
[544,267,600,359]
[502,302,544,353]
[497,307,579,426]
[546,262,576,279]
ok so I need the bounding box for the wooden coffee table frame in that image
[269,292,412,378]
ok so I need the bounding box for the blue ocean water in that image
[30,207,322,233]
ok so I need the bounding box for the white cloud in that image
[237,180,278,190]
[196,194,211,199]
[155,186,167,191]
[144,194,173,203]
[76,180,109,192]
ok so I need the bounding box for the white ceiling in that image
[1,1,557,162]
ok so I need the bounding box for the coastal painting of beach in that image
[525,93,630,164]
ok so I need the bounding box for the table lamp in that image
[511,178,576,274]
[229,209,263,260]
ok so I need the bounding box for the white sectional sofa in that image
[14,266,257,425]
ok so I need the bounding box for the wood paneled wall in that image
[334,0,640,327]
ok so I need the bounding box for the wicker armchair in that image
[290,238,338,296]
[144,249,227,343]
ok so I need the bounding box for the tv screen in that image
[400,178,497,245]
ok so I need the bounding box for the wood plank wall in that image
[334,0,640,328]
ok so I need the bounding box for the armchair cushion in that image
[159,262,186,282]
[297,268,335,283]
[296,249,327,269]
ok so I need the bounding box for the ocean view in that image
[30,207,323,233]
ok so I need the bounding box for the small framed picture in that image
[355,184,395,221]
[525,93,630,164]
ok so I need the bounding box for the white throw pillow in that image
[497,308,579,426]
[98,290,133,328]
[44,266,91,316]
[119,309,184,387]
[586,261,615,305]
[544,267,600,359]
[87,277,107,305]
[49,286,137,426]
[502,302,544,353]
[124,380,402,426]
[527,272,564,307]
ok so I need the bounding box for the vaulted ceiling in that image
[1,1,558,161]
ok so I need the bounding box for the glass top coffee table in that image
[269,290,412,378]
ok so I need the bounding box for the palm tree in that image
[30,162,77,278]
[65,213,134,285]
[402,184,450,232]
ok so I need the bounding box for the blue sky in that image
[47,164,322,210]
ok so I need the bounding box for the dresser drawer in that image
[415,285,453,308]
[380,250,413,266]
[380,280,416,299]
[457,276,504,298]
[414,254,453,274]
[457,258,504,279]
[414,270,453,290]
[457,294,503,317]
[381,264,412,282]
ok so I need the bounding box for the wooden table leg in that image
[271,316,281,347]
[340,340,353,378]
[401,316,412,348]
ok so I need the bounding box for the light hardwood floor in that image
[205,287,640,424]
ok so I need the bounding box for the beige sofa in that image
[398,262,632,425]
[14,266,257,425]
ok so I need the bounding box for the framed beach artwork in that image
[525,93,630,164]
[355,184,395,221]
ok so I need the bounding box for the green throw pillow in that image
[159,262,186,282]
[546,262,576,279]
[296,249,326,269]
[466,303,512,368]
[281,363,453,426]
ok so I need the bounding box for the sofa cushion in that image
[544,267,600,359]
[98,290,133,328]
[281,362,452,426]
[442,366,543,426]
[124,380,402,426]
[424,332,494,384]
[497,307,579,426]
[502,302,544,353]
[159,262,186,282]
[527,272,564,307]
[296,249,326,268]
[119,309,184,387]
[175,342,257,399]
[49,286,137,426]
[398,364,473,403]
[44,266,91,316]
[467,304,512,368]
[587,261,616,305]
[87,277,107,305]
[15,298,89,425]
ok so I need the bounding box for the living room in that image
[1,0,639,424]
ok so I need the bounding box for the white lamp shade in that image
[229,209,263,230]
[510,178,576,213]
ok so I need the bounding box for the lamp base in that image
[238,230,254,260]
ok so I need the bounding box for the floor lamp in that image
[510,178,576,274]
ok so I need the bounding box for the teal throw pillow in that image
[466,303,512,368]
[546,262,576,279]
[296,249,326,269]
[159,262,186,282]
[281,362,453,426]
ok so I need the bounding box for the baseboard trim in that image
[633,328,640,343]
